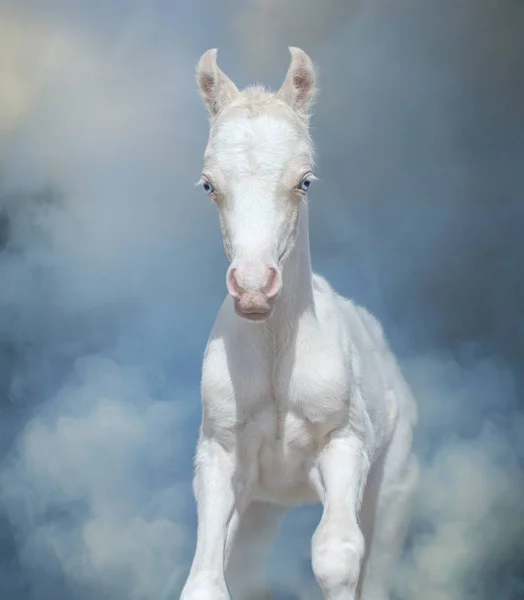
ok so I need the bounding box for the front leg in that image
[310,434,370,600]
[181,434,252,600]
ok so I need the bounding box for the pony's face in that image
[196,48,317,322]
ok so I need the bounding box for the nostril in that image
[227,268,243,298]
[264,267,281,299]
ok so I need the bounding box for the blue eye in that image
[299,177,313,192]
[202,180,214,195]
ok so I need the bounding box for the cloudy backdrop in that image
[0,0,523,598]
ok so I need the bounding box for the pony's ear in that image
[196,49,239,117]
[277,47,317,118]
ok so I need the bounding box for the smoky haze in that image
[0,1,523,599]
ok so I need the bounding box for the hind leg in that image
[225,501,285,600]
[357,428,419,600]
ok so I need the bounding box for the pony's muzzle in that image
[226,263,281,321]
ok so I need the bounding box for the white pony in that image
[180,47,418,600]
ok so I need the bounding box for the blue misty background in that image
[0,1,523,599]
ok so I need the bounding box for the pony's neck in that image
[271,203,315,328]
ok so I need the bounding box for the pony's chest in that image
[273,342,351,431]
[202,327,351,454]
[252,355,350,491]
[241,402,315,504]
[246,338,351,437]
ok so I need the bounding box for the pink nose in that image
[227,265,281,318]
[227,266,281,299]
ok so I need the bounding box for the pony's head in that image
[196,47,317,322]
